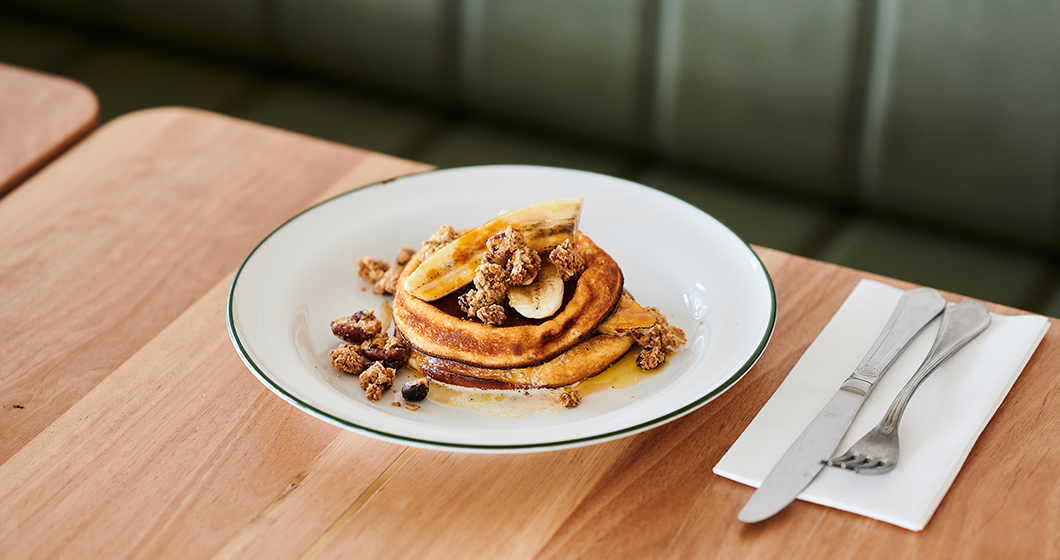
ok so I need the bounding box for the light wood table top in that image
[1,107,1056,559]
[0,62,98,196]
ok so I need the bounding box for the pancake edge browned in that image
[392,233,624,368]
[408,334,635,389]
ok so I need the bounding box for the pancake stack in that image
[392,200,656,390]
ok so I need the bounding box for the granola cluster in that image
[631,308,687,370]
[458,227,585,326]
[358,244,418,296]
[359,362,396,402]
[549,239,585,281]
[333,226,467,403]
[458,262,510,325]
[417,225,461,260]
[486,225,542,285]
[329,343,366,373]
[329,329,410,372]
[328,309,411,401]
[559,390,583,408]
[357,257,388,283]
[485,225,524,264]
[508,249,542,286]
[396,246,415,266]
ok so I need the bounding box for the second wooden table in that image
[0,62,98,196]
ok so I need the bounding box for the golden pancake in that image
[407,294,656,389]
[392,233,624,369]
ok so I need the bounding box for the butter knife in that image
[737,287,946,523]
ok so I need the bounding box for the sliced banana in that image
[508,261,564,319]
[404,198,582,301]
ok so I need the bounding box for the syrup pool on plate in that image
[407,345,662,418]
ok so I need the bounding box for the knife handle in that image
[840,288,946,396]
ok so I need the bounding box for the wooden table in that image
[2,107,1057,558]
[0,62,98,197]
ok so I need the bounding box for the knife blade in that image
[737,287,946,523]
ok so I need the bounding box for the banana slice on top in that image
[508,261,564,319]
[403,198,582,301]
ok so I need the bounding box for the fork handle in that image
[879,301,991,433]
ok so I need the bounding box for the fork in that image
[825,300,991,474]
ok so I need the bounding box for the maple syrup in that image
[572,344,655,396]
[411,345,662,417]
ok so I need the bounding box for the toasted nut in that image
[331,310,382,343]
[402,377,430,402]
[362,336,411,369]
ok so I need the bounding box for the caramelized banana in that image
[597,294,656,335]
[508,261,564,319]
[404,198,582,301]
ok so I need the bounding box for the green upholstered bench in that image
[2,0,1057,313]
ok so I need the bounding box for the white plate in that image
[228,165,775,453]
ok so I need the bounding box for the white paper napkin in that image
[714,279,1050,531]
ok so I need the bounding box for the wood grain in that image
[0,278,406,558]
[0,108,432,559]
[2,106,1058,559]
[0,107,428,464]
[0,62,98,196]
